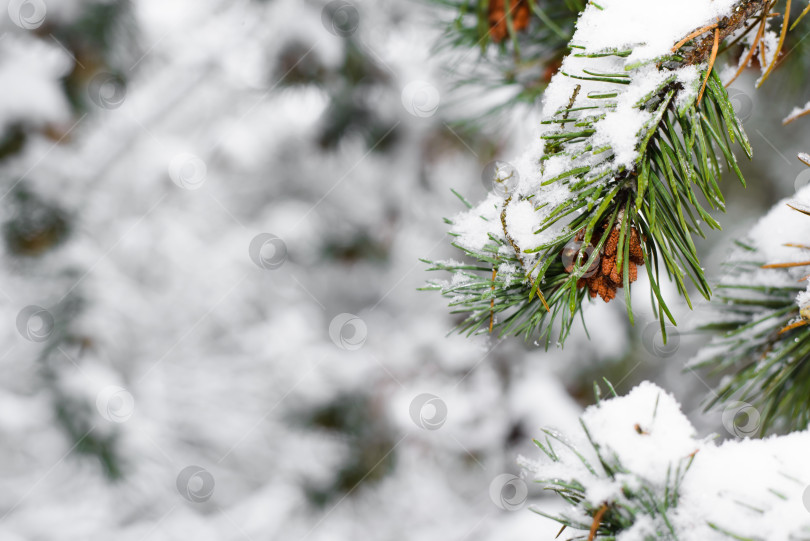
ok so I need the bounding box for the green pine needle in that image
[694,256,810,433]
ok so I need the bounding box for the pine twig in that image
[697,27,721,105]
[588,504,608,540]
[671,22,718,52]
[489,267,497,332]
[758,0,791,87]
[791,1,810,29]
[725,10,767,87]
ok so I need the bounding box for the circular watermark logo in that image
[321,0,359,37]
[16,305,54,342]
[96,385,135,423]
[641,322,680,358]
[168,153,207,190]
[401,81,440,118]
[8,0,46,30]
[248,233,287,270]
[87,72,126,109]
[795,169,810,193]
[561,240,599,278]
[726,88,754,122]
[482,160,519,197]
[176,465,215,503]
[409,393,447,430]
[329,313,367,350]
[489,474,528,511]
[721,401,761,438]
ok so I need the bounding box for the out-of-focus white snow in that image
[0,35,71,131]
[0,1,603,540]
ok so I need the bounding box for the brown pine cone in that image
[489,8,508,41]
[584,274,614,302]
[609,263,622,285]
[488,0,530,43]
[513,0,530,31]
[596,276,616,301]
[586,275,601,298]
[629,227,645,264]
[565,224,645,303]
[601,254,615,276]
[604,228,620,257]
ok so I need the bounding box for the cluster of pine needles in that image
[694,152,810,434]
[426,0,807,350]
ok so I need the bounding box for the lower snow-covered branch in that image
[521,382,810,540]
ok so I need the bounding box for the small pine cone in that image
[629,261,638,282]
[489,22,508,43]
[629,227,645,264]
[489,0,531,42]
[576,277,587,289]
[586,275,602,298]
[609,263,621,285]
[488,0,507,42]
[601,254,614,276]
[600,282,617,302]
[589,274,605,297]
[604,228,620,257]
[488,0,504,15]
[513,0,530,31]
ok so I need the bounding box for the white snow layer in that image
[727,184,810,309]
[572,0,739,62]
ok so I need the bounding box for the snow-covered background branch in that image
[1,0,810,539]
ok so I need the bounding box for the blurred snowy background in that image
[1,0,808,539]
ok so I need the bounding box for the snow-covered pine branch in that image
[520,381,810,540]
[692,152,810,433]
[425,0,786,345]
